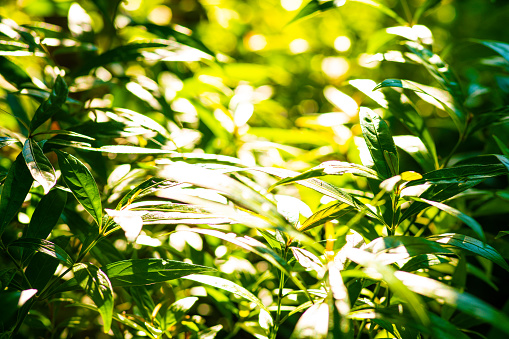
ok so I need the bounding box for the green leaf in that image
[374,79,466,133]
[0,268,16,289]
[29,75,68,133]
[401,254,452,272]
[73,263,113,333]
[55,150,102,228]
[164,297,199,328]
[0,56,32,88]
[183,274,271,316]
[117,177,181,209]
[22,138,56,194]
[359,107,399,179]
[101,259,214,287]
[350,0,406,25]
[8,238,73,266]
[468,106,509,136]
[414,0,442,23]
[365,236,452,265]
[472,39,509,64]
[288,0,336,24]
[0,137,21,149]
[494,135,509,157]
[300,202,352,232]
[427,233,509,272]
[48,140,175,154]
[0,289,37,324]
[25,189,67,240]
[405,197,485,241]
[33,130,95,140]
[25,237,69,290]
[394,270,509,334]
[269,160,381,192]
[394,135,436,172]
[0,153,33,234]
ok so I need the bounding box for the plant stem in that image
[401,0,413,25]
[415,210,441,237]
[441,133,464,168]
[271,247,288,339]
[0,241,32,289]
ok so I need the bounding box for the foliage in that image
[1,0,509,338]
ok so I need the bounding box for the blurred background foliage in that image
[2,0,509,338]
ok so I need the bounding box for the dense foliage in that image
[1,0,509,338]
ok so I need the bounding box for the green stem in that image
[415,210,441,237]
[0,241,32,289]
[442,133,464,168]
[271,247,288,339]
[401,0,413,25]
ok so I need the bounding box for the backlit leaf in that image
[22,138,56,194]
[29,75,68,133]
[8,238,73,266]
[300,202,352,232]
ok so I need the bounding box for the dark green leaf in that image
[494,135,509,157]
[25,237,69,290]
[29,75,68,133]
[55,150,102,228]
[359,107,399,179]
[22,138,56,194]
[8,238,73,266]
[102,259,214,286]
[0,289,37,324]
[0,153,33,234]
[468,106,509,136]
[73,263,113,333]
[427,233,509,272]
[401,254,452,272]
[0,56,32,87]
[472,40,509,64]
[0,268,16,289]
[25,189,67,239]
[405,197,485,241]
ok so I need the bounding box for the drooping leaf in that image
[394,271,509,334]
[0,56,32,88]
[22,138,56,194]
[73,263,113,333]
[102,259,214,287]
[117,177,182,209]
[290,302,329,339]
[359,107,399,179]
[8,238,73,266]
[0,153,33,234]
[269,161,381,192]
[300,202,352,232]
[427,233,509,272]
[183,274,271,316]
[25,189,67,240]
[374,79,466,133]
[29,75,68,133]
[55,150,102,228]
[471,39,509,64]
[25,237,69,290]
[405,196,485,241]
[288,0,336,24]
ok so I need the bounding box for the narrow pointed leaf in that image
[359,107,399,179]
[183,274,271,315]
[472,40,509,64]
[73,263,113,333]
[8,238,73,266]
[289,0,336,24]
[300,202,352,232]
[0,153,33,234]
[25,189,67,240]
[29,75,68,133]
[0,289,37,323]
[427,233,509,272]
[22,138,56,194]
[405,196,485,241]
[290,302,329,339]
[0,137,20,149]
[0,56,32,87]
[394,271,509,334]
[55,150,102,228]
[117,177,181,209]
[102,259,214,286]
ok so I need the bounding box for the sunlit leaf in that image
[0,56,32,88]
[0,153,33,234]
[427,233,509,272]
[22,138,56,194]
[102,259,214,287]
[290,302,329,339]
[405,196,485,241]
[183,274,271,315]
[55,150,102,228]
[300,202,352,232]
[164,296,199,328]
[8,238,73,266]
[359,107,399,179]
[116,177,182,209]
[73,263,113,333]
[289,0,336,25]
[29,75,68,133]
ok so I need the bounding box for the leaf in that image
[164,297,199,328]
[8,238,73,266]
[25,189,67,240]
[494,135,509,157]
[472,39,509,64]
[350,0,406,25]
[365,236,452,265]
[22,138,56,194]
[197,325,223,339]
[48,140,175,154]
[374,78,466,133]
[101,259,214,286]
[394,271,509,334]
[117,177,181,209]
[0,56,32,88]
[405,196,485,241]
[427,233,509,272]
[0,268,16,289]
[0,153,33,234]
[0,289,37,324]
[288,0,336,24]
[55,150,102,228]
[300,202,352,232]
[414,0,442,23]
[269,161,381,192]
[468,106,509,136]
[359,107,399,179]
[183,274,271,316]
[25,237,69,290]
[73,263,114,333]
[401,254,452,272]
[0,137,20,149]
[29,75,68,133]
[290,302,329,339]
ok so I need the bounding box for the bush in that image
[1,0,509,338]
